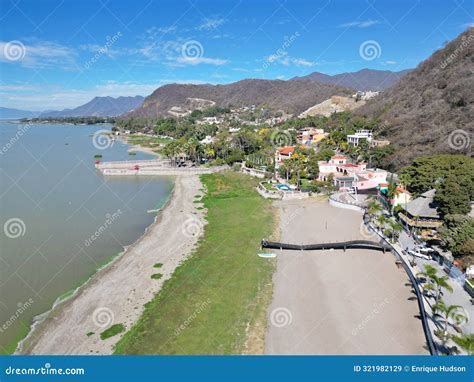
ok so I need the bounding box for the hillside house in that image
[275,146,295,169]
[318,154,387,192]
[296,128,328,145]
[347,129,373,146]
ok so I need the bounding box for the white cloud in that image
[339,20,381,28]
[0,40,77,69]
[0,80,209,110]
[197,17,226,30]
[265,52,316,67]
[382,60,397,65]
[176,56,228,66]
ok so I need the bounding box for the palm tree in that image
[388,220,403,243]
[433,300,468,342]
[417,265,454,303]
[367,200,383,223]
[451,333,474,355]
[376,214,388,231]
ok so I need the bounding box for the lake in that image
[0,122,173,353]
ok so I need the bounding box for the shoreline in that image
[18,174,206,355]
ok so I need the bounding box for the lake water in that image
[0,122,173,352]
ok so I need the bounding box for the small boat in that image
[258,253,276,258]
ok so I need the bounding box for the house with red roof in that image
[274,146,296,169]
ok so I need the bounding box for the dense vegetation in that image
[400,155,474,264]
[21,116,116,124]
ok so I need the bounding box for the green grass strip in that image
[114,171,274,354]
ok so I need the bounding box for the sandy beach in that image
[265,198,428,355]
[18,175,205,355]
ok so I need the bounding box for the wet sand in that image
[265,198,428,355]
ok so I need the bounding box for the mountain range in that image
[291,69,412,91]
[358,27,473,167]
[41,96,144,118]
[0,96,144,119]
[128,79,355,118]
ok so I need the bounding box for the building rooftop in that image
[277,146,295,155]
[404,189,440,219]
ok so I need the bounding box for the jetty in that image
[95,159,228,176]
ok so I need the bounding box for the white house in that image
[347,130,373,146]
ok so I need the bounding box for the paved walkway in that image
[399,231,473,335]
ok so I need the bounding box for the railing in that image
[261,239,391,252]
[365,218,439,355]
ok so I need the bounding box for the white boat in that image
[258,253,276,258]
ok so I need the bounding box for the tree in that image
[367,200,383,223]
[306,151,319,180]
[438,215,474,258]
[433,300,468,342]
[399,155,474,198]
[417,264,453,303]
[435,174,471,216]
[388,220,403,243]
[451,333,474,355]
[376,214,388,230]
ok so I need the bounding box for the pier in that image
[95,159,228,176]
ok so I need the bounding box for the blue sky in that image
[0,0,472,110]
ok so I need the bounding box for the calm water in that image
[0,122,173,352]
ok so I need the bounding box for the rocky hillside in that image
[358,28,474,168]
[292,69,411,91]
[127,79,352,117]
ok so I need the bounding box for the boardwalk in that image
[96,159,228,176]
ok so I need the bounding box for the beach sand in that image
[265,198,428,355]
[19,175,205,355]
